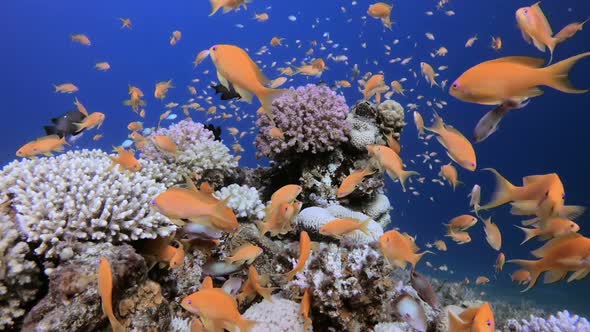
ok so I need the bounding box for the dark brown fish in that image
[473,99,529,143]
[410,269,439,308]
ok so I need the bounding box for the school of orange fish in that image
[13,1,590,331]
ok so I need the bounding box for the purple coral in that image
[255,84,351,160]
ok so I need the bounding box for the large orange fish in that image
[515,2,558,63]
[448,302,495,332]
[16,135,68,158]
[450,53,590,106]
[209,44,285,119]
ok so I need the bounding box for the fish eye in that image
[212,46,217,51]
[487,320,492,326]
[187,300,192,305]
[545,191,549,197]
[451,82,459,89]
[571,224,575,228]
[150,200,156,205]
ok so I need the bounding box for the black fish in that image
[410,269,439,308]
[205,124,222,141]
[44,110,87,138]
[211,84,241,101]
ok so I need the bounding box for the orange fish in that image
[508,234,590,291]
[93,134,103,141]
[413,111,425,136]
[300,288,312,332]
[209,44,285,119]
[445,230,471,244]
[367,2,393,29]
[75,112,105,132]
[151,135,178,155]
[71,34,91,46]
[268,127,285,140]
[209,0,250,16]
[440,163,461,191]
[123,85,146,112]
[319,218,372,239]
[172,30,182,40]
[265,185,302,218]
[483,217,502,251]
[445,214,478,232]
[384,132,401,154]
[465,35,478,47]
[154,80,173,100]
[448,302,495,332]
[337,167,375,198]
[95,62,111,71]
[237,265,277,303]
[515,2,557,62]
[424,112,477,171]
[73,97,89,116]
[257,201,301,237]
[128,131,148,150]
[119,18,132,29]
[434,240,447,251]
[420,62,438,87]
[450,53,590,107]
[16,135,68,158]
[97,258,125,332]
[224,244,262,265]
[475,276,490,285]
[391,80,405,95]
[555,19,589,43]
[367,144,419,192]
[511,269,532,285]
[361,74,386,100]
[127,121,143,132]
[380,230,429,269]
[516,217,580,244]
[181,288,256,332]
[253,13,269,22]
[54,83,79,94]
[491,36,502,51]
[495,252,506,273]
[193,50,210,67]
[110,147,141,172]
[285,231,312,280]
[270,37,284,46]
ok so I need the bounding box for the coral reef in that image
[0,150,176,271]
[141,118,237,176]
[243,295,309,332]
[255,84,350,160]
[23,242,147,331]
[0,214,41,331]
[214,184,266,220]
[118,280,171,331]
[346,100,404,151]
[505,310,590,332]
[296,205,384,243]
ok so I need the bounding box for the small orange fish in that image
[391,80,405,95]
[445,230,471,244]
[511,269,532,285]
[110,147,141,172]
[93,134,103,141]
[75,112,105,132]
[319,218,372,239]
[193,50,210,67]
[380,230,429,269]
[336,80,351,88]
[475,276,490,285]
[73,97,89,116]
[225,244,263,265]
[554,19,589,43]
[152,135,178,155]
[16,135,68,158]
[367,2,392,29]
[209,0,249,16]
[491,36,502,50]
[237,265,277,303]
[413,111,425,136]
[124,85,146,112]
[337,168,375,198]
[515,3,556,61]
[465,35,478,47]
[97,258,125,332]
[54,83,79,94]
[285,231,312,280]
[384,132,401,154]
[434,240,447,251]
[154,80,173,100]
[439,163,461,191]
[367,144,419,192]
[361,74,386,100]
[127,121,143,132]
[483,217,502,251]
[95,62,111,71]
[300,289,312,332]
[495,252,506,273]
[172,30,182,40]
[270,37,284,46]
[516,217,579,244]
[420,62,438,87]
[424,112,477,171]
[119,18,132,29]
[71,34,91,46]
[268,127,284,140]
[253,13,269,22]
[445,215,478,232]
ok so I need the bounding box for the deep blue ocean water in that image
[3,0,590,316]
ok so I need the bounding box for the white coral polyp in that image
[0,149,176,261]
[243,295,310,332]
[214,184,265,220]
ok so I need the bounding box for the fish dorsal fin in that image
[531,233,581,257]
[200,276,213,290]
[543,269,567,284]
[37,135,61,141]
[531,2,554,36]
[444,125,469,140]
[522,174,551,186]
[448,310,471,332]
[485,56,545,68]
[458,306,480,322]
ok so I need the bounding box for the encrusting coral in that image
[141,118,238,177]
[346,100,404,151]
[214,184,266,220]
[505,310,590,332]
[0,149,177,271]
[243,295,309,332]
[255,84,351,160]
[0,214,41,331]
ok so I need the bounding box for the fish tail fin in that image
[397,170,419,192]
[255,220,269,236]
[410,250,432,268]
[479,168,516,210]
[448,310,470,332]
[303,318,312,332]
[559,205,586,220]
[111,319,125,332]
[237,318,257,332]
[543,52,590,93]
[224,256,235,264]
[209,0,223,16]
[515,225,540,244]
[359,218,372,237]
[258,87,287,122]
[508,259,541,292]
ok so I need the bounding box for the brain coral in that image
[0,214,41,330]
[141,118,237,176]
[255,84,351,160]
[0,149,176,269]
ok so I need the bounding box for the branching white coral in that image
[0,150,176,264]
[506,310,590,332]
[214,184,265,220]
[243,295,309,332]
[0,214,41,330]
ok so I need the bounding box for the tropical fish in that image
[97,258,125,332]
[367,3,392,29]
[516,217,580,244]
[285,231,312,280]
[424,112,477,171]
[154,80,173,100]
[448,302,495,332]
[110,147,141,172]
[319,218,372,239]
[413,111,425,136]
[554,19,589,43]
[300,289,312,332]
[43,110,87,138]
[483,217,502,251]
[439,163,461,190]
[119,18,132,29]
[475,276,490,285]
[495,252,506,273]
[420,62,438,87]
[224,244,262,265]
[71,34,91,46]
[379,230,430,269]
[237,265,277,303]
[16,135,68,158]
[209,0,250,16]
[473,100,529,143]
[54,83,79,93]
[367,144,419,192]
[75,112,105,132]
[515,2,557,62]
[337,167,375,198]
[445,215,478,232]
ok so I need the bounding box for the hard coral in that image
[346,100,405,151]
[255,84,351,160]
[0,214,41,331]
[505,310,590,332]
[243,295,310,332]
[0,150,176,270]
[214,184,265,220]
[141,118,237,177]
